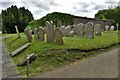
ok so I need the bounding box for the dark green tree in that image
[95,7,120,25]
[2,5,34,33]
[27,12,74,30]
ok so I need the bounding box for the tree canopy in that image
[27,12,74,30]
[95,6,120,25]
[2,5,34,33]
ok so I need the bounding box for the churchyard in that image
[3,21,120,77]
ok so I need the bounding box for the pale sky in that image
[0,0,119,20]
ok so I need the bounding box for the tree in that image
[2,5,34,33]
[27,12,74,30]
[95,7,120,25]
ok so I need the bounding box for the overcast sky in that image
[0,0,119,20]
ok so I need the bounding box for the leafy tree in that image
[27,12,74,30]
[0,14,2,31]
[2,5,34,33]
[95,7,120,25]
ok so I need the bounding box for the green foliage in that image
[95,7,120,25]
[2,5,34,33]
[0,14,2,31]
[4,31,119,77]
[27,12,74,30]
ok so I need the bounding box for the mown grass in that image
[3,31,120,77]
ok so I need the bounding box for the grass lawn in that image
[3,31,120,77]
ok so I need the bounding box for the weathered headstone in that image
[24,28,32,42]
[76,23,84,37]
[60,26,66,36]
[45,21,54,43]
[34,28,38,40]
[84,22,94,39]
[43,27,46,34]
[110,25,114,31]
[54,28,63,45]
[94,24,102,36]
[11,43,30,57]
[68,31,74,37]
[105,25,109,31]
[17,53,37,66]
[38,27,44,41]
[15,25,20,38]
[64,26,71,37]
[71,25,76,34]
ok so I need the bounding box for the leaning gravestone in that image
[54,28,63,45]
[76,23,84,37]
[34,28,38,40]
[84,22,94,39]
[94,24,102,36]
[105,25,109,31]
[15,25,20,38]
[110,25,114,31]
[45,21,54,43]
[17,53,37,66]
[38,27,44,41]
[24,28,32,42]
[11,43,30,57]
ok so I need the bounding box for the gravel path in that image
[36,47,119,78]
[1,37,22,78]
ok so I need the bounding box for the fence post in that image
[26,56,30,78]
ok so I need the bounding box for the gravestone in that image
[94,24,102,36]
[76,23,84,37]
[71,25,77,34]
[38,27,44,41]
[60,26,66,36]
[24,28,32,42]
[34,28,38,40]
[43,27,46,34]
[64,26,71,37]
[68,31,74,37]
[54,28,63,45]
[11,43,30,57]
[17,53,37,66]
[84,22,94,39]
[105,25,109,31]
[110,25,114,31]
[15,25,20,38]
[45,21,54,43]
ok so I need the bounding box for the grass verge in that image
[3,31,120,77]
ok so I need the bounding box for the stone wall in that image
[73,16,112,31]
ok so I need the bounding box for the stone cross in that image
[54,28,63,45]
[38,27,44,41]
[45,21,54,43]
[24,28,32,42]
[15,25,20,38]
